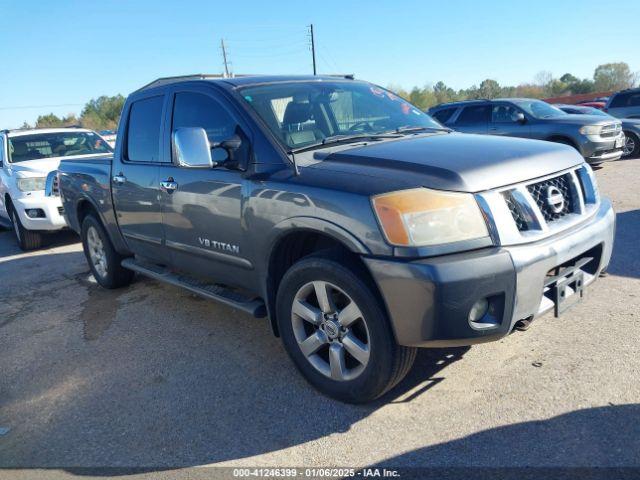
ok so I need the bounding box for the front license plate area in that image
[552,271,585,317]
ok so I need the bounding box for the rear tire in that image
[622,131,639,159]
[276,253,416,403]
[9,205,43,251]
[81,214,134,289]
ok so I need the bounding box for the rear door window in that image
[126,96,164,162]
[457,105,490,125]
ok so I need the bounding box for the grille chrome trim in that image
[476,164,600,247]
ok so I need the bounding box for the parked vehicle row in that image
[428,98,625,165]
[52,74,614,403]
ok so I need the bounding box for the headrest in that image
[283,102,312,126]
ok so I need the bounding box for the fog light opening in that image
[468,298,489,323]
[25,208,46,219]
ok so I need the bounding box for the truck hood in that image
[315,133,584,193]
[8,154,112,176]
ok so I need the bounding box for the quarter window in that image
[457,105,490,124]
[126,96,164,162]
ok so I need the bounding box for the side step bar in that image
[121,258,267,318]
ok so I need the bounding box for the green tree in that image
[35,113,79,128]
[80,95,126,131]
[477,79,501,99]
[593,62,636,91]
[433,81,457,105]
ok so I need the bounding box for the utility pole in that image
[220,38,230,78]
[309,24,317,75]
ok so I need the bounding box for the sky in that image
[0,0,638,129]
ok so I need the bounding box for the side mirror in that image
[514,112,526,124]
[172,127,214,168]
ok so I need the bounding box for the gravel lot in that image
[0,159,638,479]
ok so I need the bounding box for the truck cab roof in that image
[135,74,357,93]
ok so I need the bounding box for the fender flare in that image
[267,216,371,257]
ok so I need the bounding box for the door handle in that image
[112,173,127,185]
[160,178,178,193]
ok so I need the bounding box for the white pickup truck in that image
[0,127,113,249]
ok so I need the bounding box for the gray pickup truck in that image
[57,74,615,403]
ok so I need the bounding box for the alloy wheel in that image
[87,226,108,278]
[623,135,636,157]
[291,280,370,381]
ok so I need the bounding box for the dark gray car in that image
[556,104,640,159]
[56,75,615,403]
[429,98,625,165]
[605,87,640,119]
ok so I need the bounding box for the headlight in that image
[372,188,489,247]
[579,124,602,135]
[17,177,46,192]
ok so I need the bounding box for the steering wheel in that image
[348,121,373,132]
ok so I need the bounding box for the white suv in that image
[0,127,113,250]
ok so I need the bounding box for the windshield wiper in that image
[289,133,400,153]
[392,125,452,134]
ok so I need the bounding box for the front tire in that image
[622,131,639,159]
[81,214,134,289]
[9,205,43,250]
[276,254,416,403]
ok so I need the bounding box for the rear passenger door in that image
[489,103,531,138]
[453,105,490,134]
[112,93,170,264]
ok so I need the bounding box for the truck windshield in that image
[8,131,113,163]
[239,81,445,151]
[511,100,567,120]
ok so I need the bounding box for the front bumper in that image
[14,195,67,231]
[579,134,624,164]
[365,198,615,347]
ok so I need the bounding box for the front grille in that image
[526,174,574,222]
[502,191,529,231]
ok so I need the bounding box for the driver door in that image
[158,87,252,287]
[489,103,531,138]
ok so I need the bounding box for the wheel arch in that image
[263,220,383,338]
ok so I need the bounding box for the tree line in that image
[389,62,637,110]
[25,62,637,130]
